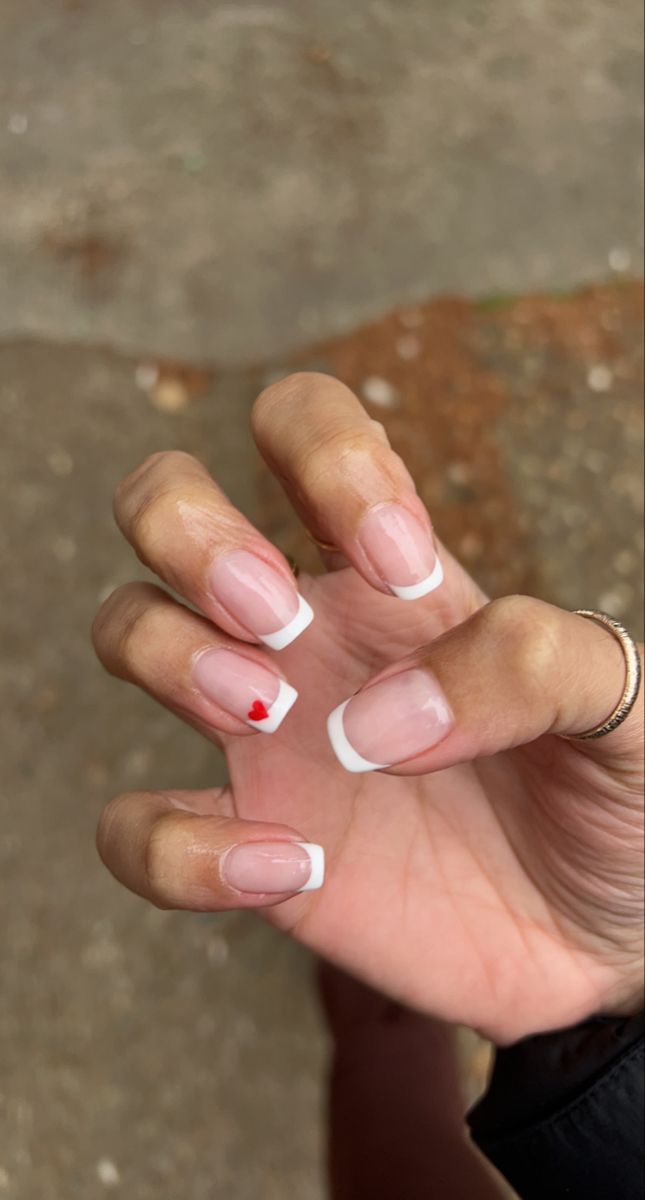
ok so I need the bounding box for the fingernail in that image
[193,648,298,733]
[327,668,454,773]
[208,550,313,649]
[357,503,443,599]
[222,842,325,894]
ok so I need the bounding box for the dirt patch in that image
[257,282,643,616]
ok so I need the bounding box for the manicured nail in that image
[222,842,325,894]
[208,549,313,649]
[357,503,443,599]
[327,668,454,773]
[193,648,298,733]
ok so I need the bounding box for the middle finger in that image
[114,450,313,650]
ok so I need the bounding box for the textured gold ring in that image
[305,528,342,554]
[563,610,642,740]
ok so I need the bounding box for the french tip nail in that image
[260,595,314,650]
[389,556,444,600]
[245,680,299,734]
[326,700,388,774]
[296,843,325,891]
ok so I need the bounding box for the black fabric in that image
[468,1012,644,1199]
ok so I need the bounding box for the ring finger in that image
[92,582,300,740]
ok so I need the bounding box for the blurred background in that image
[0,2,643,1197]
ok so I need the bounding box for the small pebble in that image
[458,531,484,561]
[587,365,613,393]
[583,448,608,474]
[206,935,229,966]
[398,308,424,329]
[8,113,28,135]
[598,586,633,616]
[614,548,637,576]
[151,377,189,412]
[447,462,472,486]
[125,747,152,778]
[361,376,400,409]
[96,1158,120,1187]
[52,535,77,563]
[396,335,421,361]
[135,362,159,391]
[82,938,121,970]
[47,447,74,477]
[608,247,632,273]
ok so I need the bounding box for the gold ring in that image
[563,610,642,740]
[304,528,342,555]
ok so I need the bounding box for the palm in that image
[221,560,643,1043]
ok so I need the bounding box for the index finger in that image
[252,373,454,602]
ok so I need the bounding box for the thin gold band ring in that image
[564,610,642,740]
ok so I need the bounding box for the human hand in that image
[92,374,644,1043]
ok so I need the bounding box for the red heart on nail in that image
[248,700,269,722]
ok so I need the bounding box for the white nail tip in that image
[245,679,298,734]
[260,595,314,650]
[326,700,389,774]
[296,843,325,892]
[389,556,444,600]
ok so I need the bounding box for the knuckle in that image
[482,595,562,682]
[125,486,183,556]
[92,584,159,675]
[95,793,127,865]
[97,793,178,911]
[252,373,357,455]
[253,372,335,426]
[143,812,177,906]
[298,427,385,494]
[117,598,169,676]
[114,451,201,540]
[114,451,167,512]
[91,583,138,668]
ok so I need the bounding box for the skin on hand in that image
[92,373,644,1044]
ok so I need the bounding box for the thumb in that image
[326,596,644,775]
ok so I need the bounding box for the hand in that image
[92,374,644,1043]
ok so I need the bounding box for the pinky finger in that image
[97,788,325,911]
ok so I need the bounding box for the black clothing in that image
[468,1012,645,1199]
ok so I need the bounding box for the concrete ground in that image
[0,3,643,1198]
[1,0,643,363]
